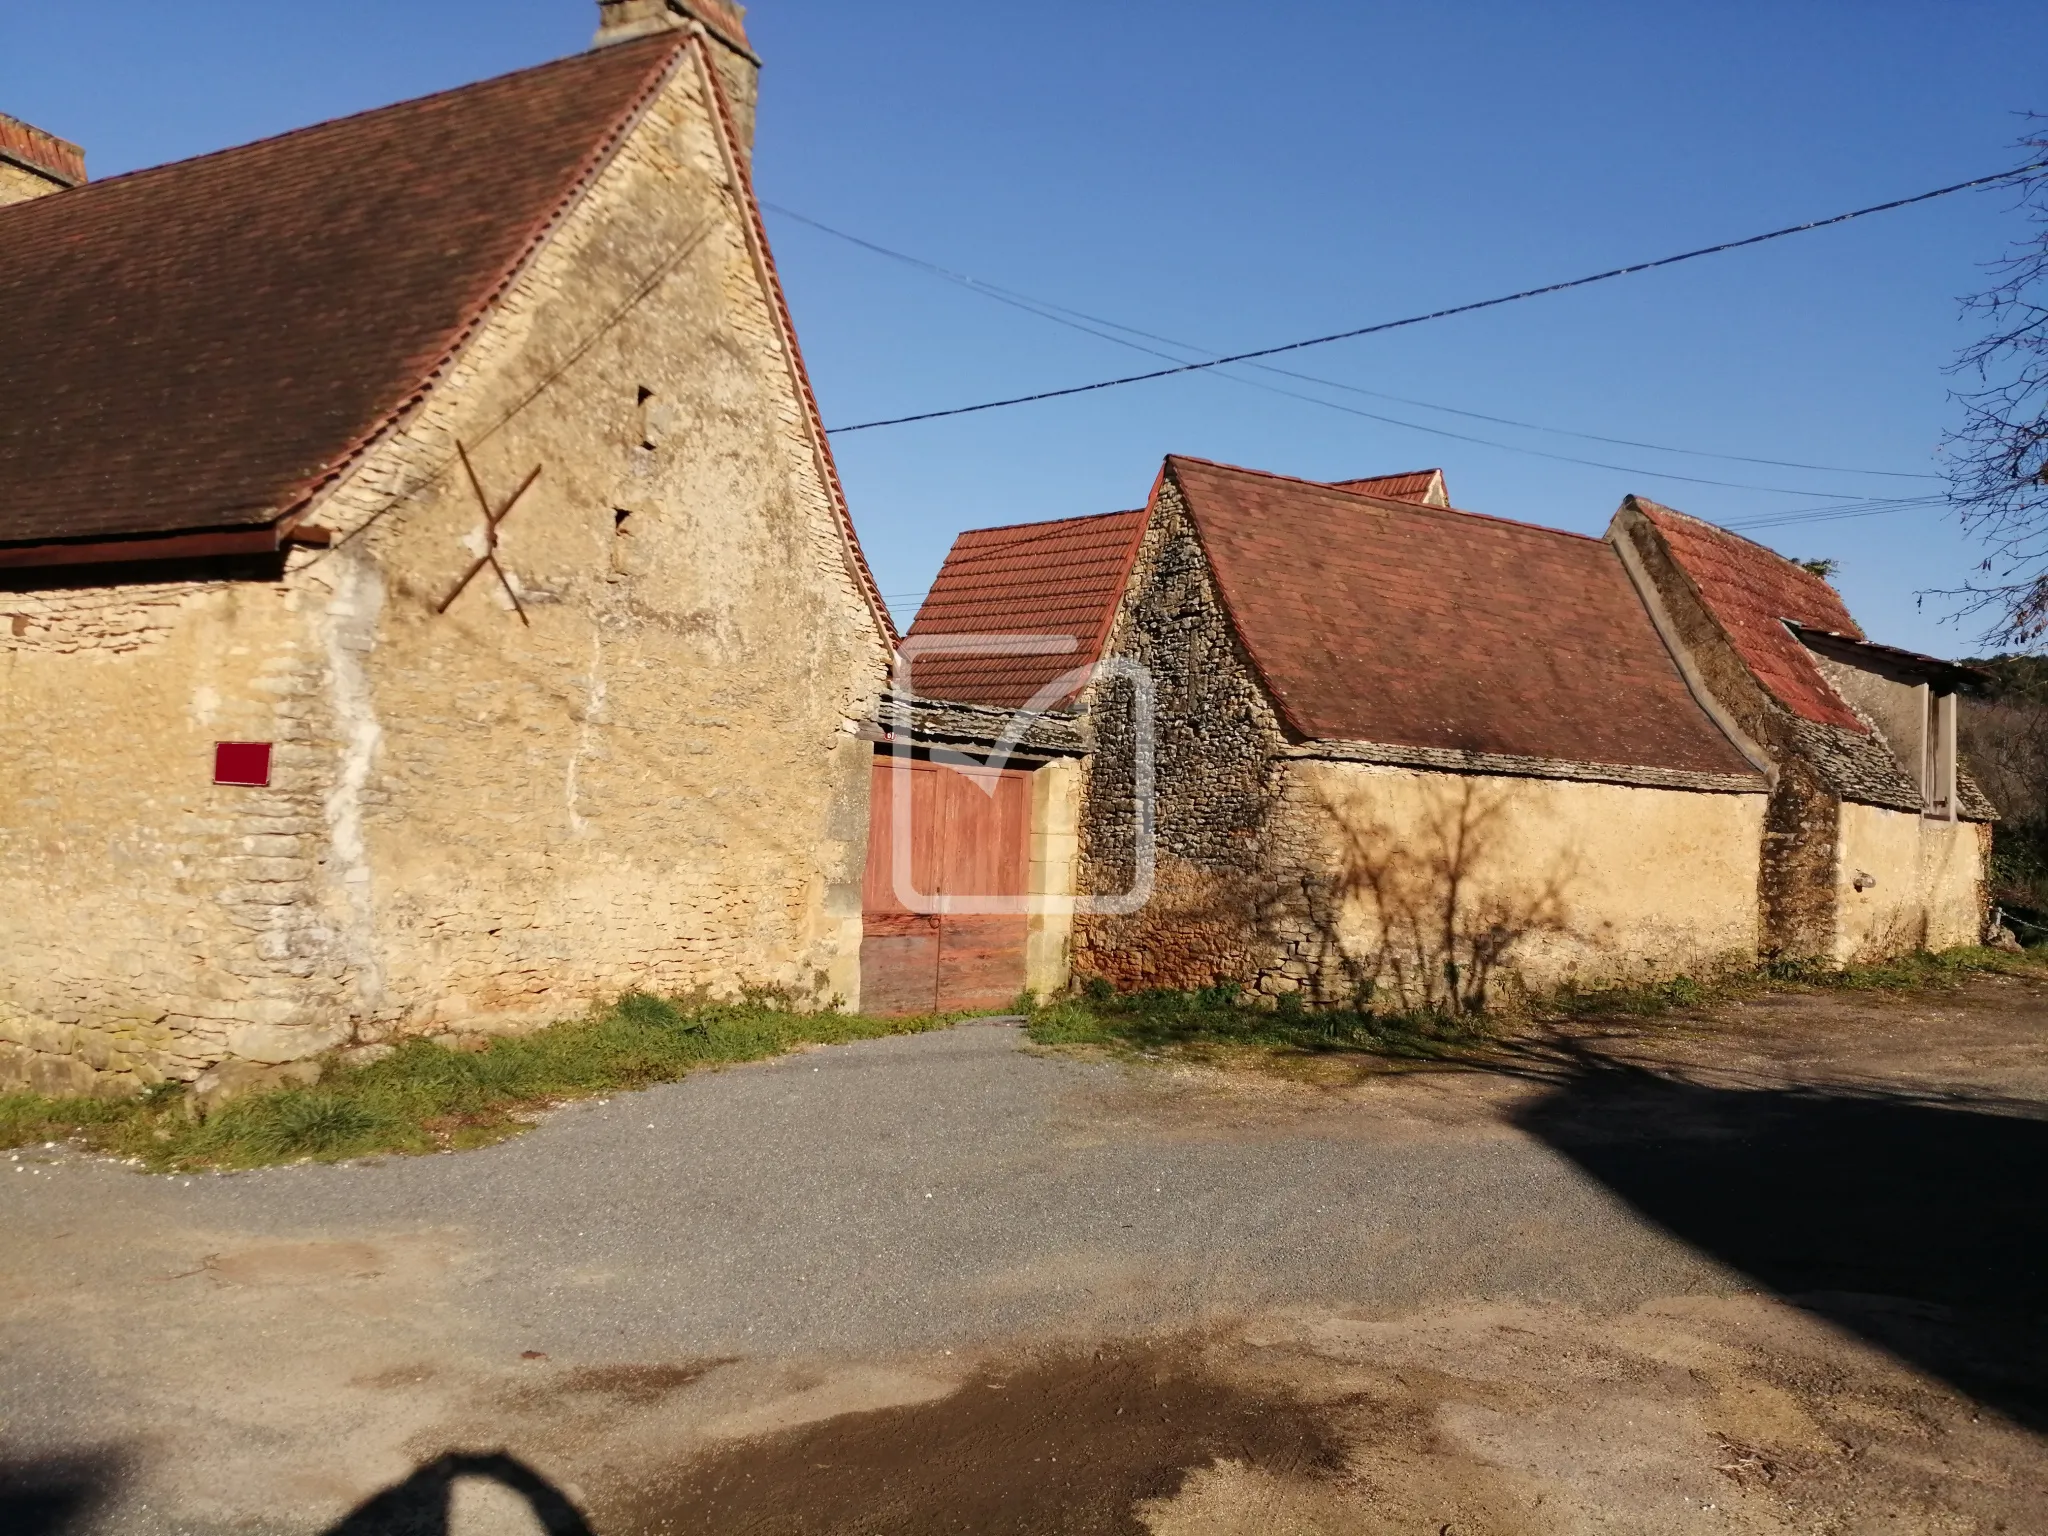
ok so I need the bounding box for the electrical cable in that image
[811,162,2046,435]
[767,200,1942,483]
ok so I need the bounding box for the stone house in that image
[906,457,1993,1009]
[0,2,896,1096]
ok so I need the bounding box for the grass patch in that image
[1027,946,2048,1074]
[0,994,947,1173]
[1026,981,1494,1073]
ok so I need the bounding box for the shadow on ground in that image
[0,1453,123,1536]
[324,1452,594,1535]
[1513,1052,2048,1430]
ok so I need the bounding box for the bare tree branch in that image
[1945,120,2048,644]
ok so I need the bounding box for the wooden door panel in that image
[862,756,1033,1017]
[938,765,1031,903]
[862,759,944,916]
[860,923,941,1017]
[935,914,1029,1013]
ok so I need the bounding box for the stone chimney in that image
[594,0,759,159]
[0,112,86,207]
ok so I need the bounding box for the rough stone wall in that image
[0,577,327,1095]
[0,50,889,1095]
[1834,805,1987,961]
[1073,475,1762,1006]
[1290,761,1763,1009]
[0,160,66,206]
[1072,478,1300,991]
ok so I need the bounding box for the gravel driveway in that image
[4,1004,2043,1534]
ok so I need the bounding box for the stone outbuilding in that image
[906,457,1994,1009]
[1612,498,1994,961]
[0,3,896,1096]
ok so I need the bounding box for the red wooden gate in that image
[861,756,1032,1015]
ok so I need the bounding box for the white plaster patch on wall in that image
[317,551,388,1011]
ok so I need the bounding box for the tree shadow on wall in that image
[1301,777,1579,1014]
[323,1452,594,1536]
[1512,1048,2048,1431]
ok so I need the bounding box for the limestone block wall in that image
[1834,805,1987,962]
[0,161,63,206]
[1025,759,1081,1000]
[0,577,336,1096]
[1285,761,1763,1009]
[0,49,888,1095]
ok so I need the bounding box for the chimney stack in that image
[0,113,85,207]
[594,0,759,160]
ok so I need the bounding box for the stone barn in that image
[1611,498,1993,961]
[0,2,895,1097]
[906,457,1994,1008]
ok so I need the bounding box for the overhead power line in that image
[769,201,1940,484]
[813,162,2046,436]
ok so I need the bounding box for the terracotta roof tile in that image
[1170,457,1758,777]
[0,35,685,547]
[0,113,85,187]
[1328,469,1447,506]
[904,509,1148,709]
[1633,498,1867,732]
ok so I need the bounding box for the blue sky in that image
[7,1,2044,654]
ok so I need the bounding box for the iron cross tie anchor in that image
[437,442,543,626]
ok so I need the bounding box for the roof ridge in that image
[1629,494,1858,620]
[1166,454,1604,544]
[948,508,1146,546]
[685,31,897,647]
[3,35,684,211]
[272,35,689,523]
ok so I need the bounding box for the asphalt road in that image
[4,1014,2034,1533]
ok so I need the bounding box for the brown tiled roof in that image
[1632,498,1867,732]
[1328,469,1447,506]
[0,35,685,548]
[0,113,85,186]
[903,509,1149,710]
[1170,457,1759,778]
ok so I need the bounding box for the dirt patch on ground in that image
[602,1340,1365,1536]
[521,1297,2043,1534]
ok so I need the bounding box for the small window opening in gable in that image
[637,386,658,451]
[612,509,638,575]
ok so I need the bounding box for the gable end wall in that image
[1072,474,1764,1009]
[0,49,889,1095]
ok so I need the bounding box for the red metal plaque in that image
[214,742,273,787]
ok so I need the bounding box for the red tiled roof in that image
[1170,457,1757,775]
[0,35,686,547]
[1328,469,1447,506]
[903,509,1149,709]
[0,112,85,186]
[1632,499,1867,732]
